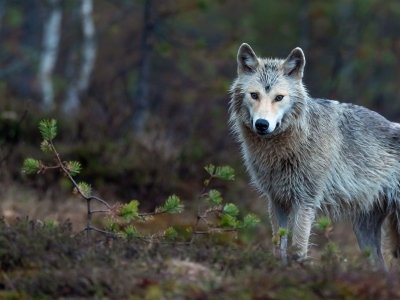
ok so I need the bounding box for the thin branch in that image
[137,210,166,217]
[73,227,88,238]
[90,210,110,214]
[189,175,214,246]
[49,139,111,209]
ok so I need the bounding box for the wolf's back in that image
[310,99,400,218]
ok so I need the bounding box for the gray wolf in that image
[229,43,400,269]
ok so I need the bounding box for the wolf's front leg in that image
[268,200,289,264]
[292,204,314,258]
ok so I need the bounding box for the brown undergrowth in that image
[0,218,398,300]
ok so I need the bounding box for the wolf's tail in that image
[383,212,400,258]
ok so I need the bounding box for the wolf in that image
[229,43,400,269]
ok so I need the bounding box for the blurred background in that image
[1,0,399,256]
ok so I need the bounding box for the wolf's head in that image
[229,43,308,137]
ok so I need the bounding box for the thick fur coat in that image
[229,44,400,268]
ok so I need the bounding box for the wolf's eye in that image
[275,95,284,101]
[250,93,258,100]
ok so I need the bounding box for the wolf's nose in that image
[255,119,269,132]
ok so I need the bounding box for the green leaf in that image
[160,195,184,214]
[324,242,339,254]
[120,200,140,221]
[122,225,141,240]
[205,189,223,205]
[223,203,239,217]
[316,217,332,232]
[204,164,215,176]
[203,179,209,187]
[278,227,288,237]
[106,222,120,233]
[164,227,178,240]
[214,166,235,180]
[73,182,91,197]
[22,158,40,174]
[66,161,82,176]
[40,140,52,153]
[219,214,236,228]
[243,214,260,228]
[39,119,57,141]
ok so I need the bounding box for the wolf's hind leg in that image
[353,212,388,270]
[383,212,400,259]
[269,200,289,264]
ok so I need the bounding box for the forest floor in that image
[1,182,400,299]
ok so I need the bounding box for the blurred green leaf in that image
[39,119,57,141]
[40,140,52,153]
[160,195,184,214]
[122,225,141,240]
[223,203,239,217]
[243,214,260,228]
[206,189,223,205]
[278,227,288,237]
[214,166,235,180]
[164,227,178,240]
[219,214,236,228]
[316,217,332,232]
[22,158,40,174]
[73,182,91,197]
[121,200,140,221]
[204,164,215,176]
[66,161,82,176]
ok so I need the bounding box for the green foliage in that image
[122,225,141,240]
[206,189,223,205]
[278,227,288,237]
[39,119,57,141]
[66,161,82,176]
[120,200,140,221]
[40,140,52,153]
[243,214,260,228]
[204,164,215,176]
[219,214,236,228]
[106,222,120,233]
[324,242,339,254]
[223,203,239,217]
[74,182,91,197]
[160,195,184,214]
[362,247,373,258]
[204,164,235,180]
[316,217,332,232]
[214,166,235,180]
[22,158,40,174]
[164,227,178,240]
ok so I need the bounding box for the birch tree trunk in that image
[62,0,96,114]
[132,0,154,133]
[39,0,62,110]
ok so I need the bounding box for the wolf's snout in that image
[255,119,269,133]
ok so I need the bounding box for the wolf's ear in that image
[282,47,306,79]
[237,43,259,75]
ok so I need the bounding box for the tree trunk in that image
[132,0,154,133]
[39,0,62,110]
[62,0,96,114]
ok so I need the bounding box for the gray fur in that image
[229,44,400,268]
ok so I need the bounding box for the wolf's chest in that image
[244,145,312,195]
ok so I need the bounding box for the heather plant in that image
[22,119,260,244]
